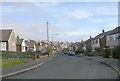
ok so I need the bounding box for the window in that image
[11,43,15,49]
[1,42,6,50]
[106,36,109,41]
[22,46,24,50]
[109,35,114,41]
[115,33,120,39]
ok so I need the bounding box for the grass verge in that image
[0,59,27,68]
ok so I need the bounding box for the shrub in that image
[95,47,102,52]
[113,46,120,59]
[75,49,84,54]
[84,49,92,56]
[103,48,112,58]
[1,51,35,59]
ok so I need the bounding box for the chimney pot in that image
[102,30,105,33]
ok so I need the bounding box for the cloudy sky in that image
[1,1,118,42]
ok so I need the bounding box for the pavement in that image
[1,54,57,78]
[82,56,119,78]
[1,52,119,79]
[3,54,118,79]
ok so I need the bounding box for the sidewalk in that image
[83,56,119,77]
[83,56,118,70]
[1,54,56,78]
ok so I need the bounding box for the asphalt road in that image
[5,54,118,79]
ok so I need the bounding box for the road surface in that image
[4,54,118,79]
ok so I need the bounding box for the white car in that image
[68,51,75,56]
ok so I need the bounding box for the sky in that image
[1,1,118,42]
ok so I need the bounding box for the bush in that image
[103,48,112,58]
[95,47,102,52]
[75,49,84,54]
[1,51,35,59]
[113,46,120,59]
[84,49,92,56]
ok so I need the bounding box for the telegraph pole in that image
[47,22,49,57]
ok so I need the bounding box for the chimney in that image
[102,30,105,33]
[17,36,19,39]
[90,36,92,39]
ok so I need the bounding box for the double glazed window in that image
[107,33,120,41]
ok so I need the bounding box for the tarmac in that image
[1,54,56,78]
[1,53,119,79]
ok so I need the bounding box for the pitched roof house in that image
[25,40,36,52]
[106,26,120,48]
[0,29,16,51]
[91,30,110,50]
[83,36,93,51]
[16,36,26,52]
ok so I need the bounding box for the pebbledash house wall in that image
[8,31,16,52]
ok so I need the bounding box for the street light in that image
[46,22,49,57]
[52,34,59,52]
[52,34,59,42]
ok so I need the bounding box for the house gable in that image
[21,40,26,52]
[8,30,16,52]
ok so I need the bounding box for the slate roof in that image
[84,38,93,44]
[16,39,23,45]
[0,29,13,41]
[107,26,120,35]
[25,40,36,48]
[93,31,111,40]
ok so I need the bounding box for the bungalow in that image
[16,36,26,52]
[106,26,120,48]
[25,40,37,52]
[91,30,111,50]
[72,42,84,52]
[83,36,93,51]
[0,29,16,52]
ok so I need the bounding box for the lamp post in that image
[52,34,59,52]
[47,22,49,57]
[52,34,59,42]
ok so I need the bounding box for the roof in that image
[107,26,120,35]
[16,39,23,45]
[84,38,93,44]
[92,30,112,40]
[0,29,13,41]
[25,40,36,48]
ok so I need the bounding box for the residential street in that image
[4,54,118,79]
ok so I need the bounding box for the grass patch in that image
[0,59,27,68]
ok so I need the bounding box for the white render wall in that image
[91,39,100,50]
[21,40,26,52]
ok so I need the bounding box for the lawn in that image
[0,59,27,68]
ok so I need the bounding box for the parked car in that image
[68,51,75,56]
[37,50,48,55]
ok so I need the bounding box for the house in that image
[82,42,86,51]
[59,42,70,49]
[25,40,37,52]
[0,29,16,51]
[16,36,26,52]
[91,30,109,50]
[83,36,93,51]
[106,26,120,48]
[72,42,84,52]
